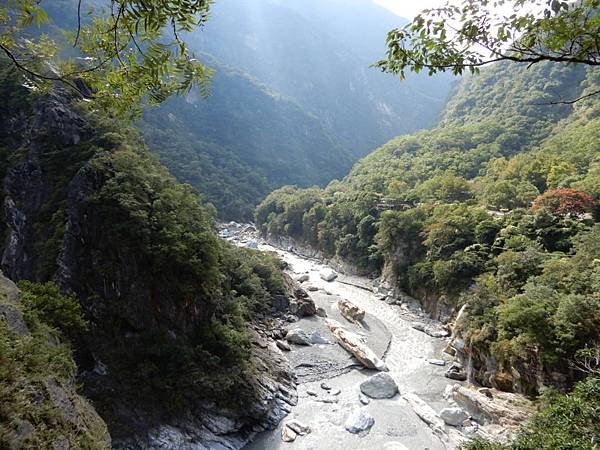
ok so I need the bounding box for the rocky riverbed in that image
[218,222,531,449]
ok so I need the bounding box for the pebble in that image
[320,382,332,391]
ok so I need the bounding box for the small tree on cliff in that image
[532,188,596,218]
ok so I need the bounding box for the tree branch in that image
[0,43,92,98]
[535,88,600,105]
[73,0,82,47]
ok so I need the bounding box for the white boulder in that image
[344,408,374,434]
[320,268,338,282]
[440,407,469,427]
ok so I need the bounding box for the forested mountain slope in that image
[140,0,453,220]
[184,0,452,156]
[140,62,352,220]
[0,67,297,449]
[257,62,600,395]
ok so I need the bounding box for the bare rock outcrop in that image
[451,384,534,428]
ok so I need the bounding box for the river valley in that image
[214,225,478,450]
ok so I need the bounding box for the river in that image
[244,242,463,450]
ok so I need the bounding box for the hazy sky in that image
[373,0,516,20]
[373,0,444,19]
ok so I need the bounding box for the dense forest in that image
[257,62,600,394]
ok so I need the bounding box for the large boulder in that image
[344,409,374,434]
[439,407,469,427]
[290,296,316,317]
[296,274,309,283]
[285,329,312,346]
[360,373,398,399]
[326,320,387,371]
[320,268,338,282]
[337,299,365,324]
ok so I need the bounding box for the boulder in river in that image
[411,322,449,338]
[326,320,388,371]
[284,419,311,436]
[296,274,309,283]
[315,307,327,317]
[427,359,447,366]
[245,239,259,249]
[439,407,469,427]
[360,373,398,399]
[344,408,374,434]
[337,299,365,324]
[290,295,316,317]
[281,425,297,442]
[320,268,338,282]
[310,330,334,345]
[305,284,319,292]
[285,329,312,346]
[445,362,467,381]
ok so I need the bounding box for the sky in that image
[373,0,445,19]
[373,0,517,20]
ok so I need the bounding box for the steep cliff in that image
[0,68,299,448]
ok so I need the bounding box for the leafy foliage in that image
[376,0,600,91]
[1,0,214,114]
[532,187,597,217]
[0,70,291,434]
[19,280,87,339]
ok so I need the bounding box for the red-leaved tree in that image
[532,188,597,217]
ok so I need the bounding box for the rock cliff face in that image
[0,80,298,449]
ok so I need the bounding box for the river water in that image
[244,243,462,450]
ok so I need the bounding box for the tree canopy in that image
[376,0,600,102]
[0,0,214,113]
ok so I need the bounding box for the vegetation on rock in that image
[0,65,289,445]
